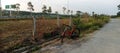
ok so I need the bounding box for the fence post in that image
[57,12,60,27]
[32,16,36,42]
[69,10,73,26]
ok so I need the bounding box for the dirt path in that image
[66,19,120,53]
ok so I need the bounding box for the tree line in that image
[1,1,84,18]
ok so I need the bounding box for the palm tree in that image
[92,12,95,18]
[63,7,66,14]
[67,10,70,15]
[27,2,34,16]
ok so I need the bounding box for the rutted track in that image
[12,35,60,53]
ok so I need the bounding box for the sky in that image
[1,0,120,15]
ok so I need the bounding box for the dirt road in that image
[67,19,120,53]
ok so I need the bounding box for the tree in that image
[117,4,120,10]
[27,2,34,16]
[47,6,52,14]
[117,4,120,16]
[15,3,20,15]
[76,11,82,17]
[82,12,90,18]
[42,5,47,13]
[0,6,2,16]
[67,10,70,15]
[63,7,66,14]
[117,12,120,16]
[92,11,95,18]
[71,10,73,14]
[0,0,2,16]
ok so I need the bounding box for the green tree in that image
[27,2,34,16]
[76,11,82,17]
[117,12,120,16]
[47,6,52,14]
[42,5,47,13]
[118,4,120,10]
[117,4,120,16]
[67,10,70,15]
[71,10,73,14]
[0,0,1,16]
[92,11,95,18]
[0,7,2,16]
[63,7,66,14]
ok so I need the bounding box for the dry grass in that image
[0,18,69,52]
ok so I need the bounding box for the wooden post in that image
[10,10,12,16]
[69,10,73,26]
[57,12,60,27]
[69,14,72,26]
[32,16,36,41]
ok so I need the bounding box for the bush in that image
[73,15,110,33]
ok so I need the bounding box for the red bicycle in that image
[60,24,80,43]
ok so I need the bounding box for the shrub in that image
[73,15,110,34]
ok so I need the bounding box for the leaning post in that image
[32,16,36,42]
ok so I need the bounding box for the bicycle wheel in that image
[71,28,80,39]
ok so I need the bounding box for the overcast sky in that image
[1,0,120,15]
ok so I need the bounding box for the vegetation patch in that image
[73,15,110,37]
